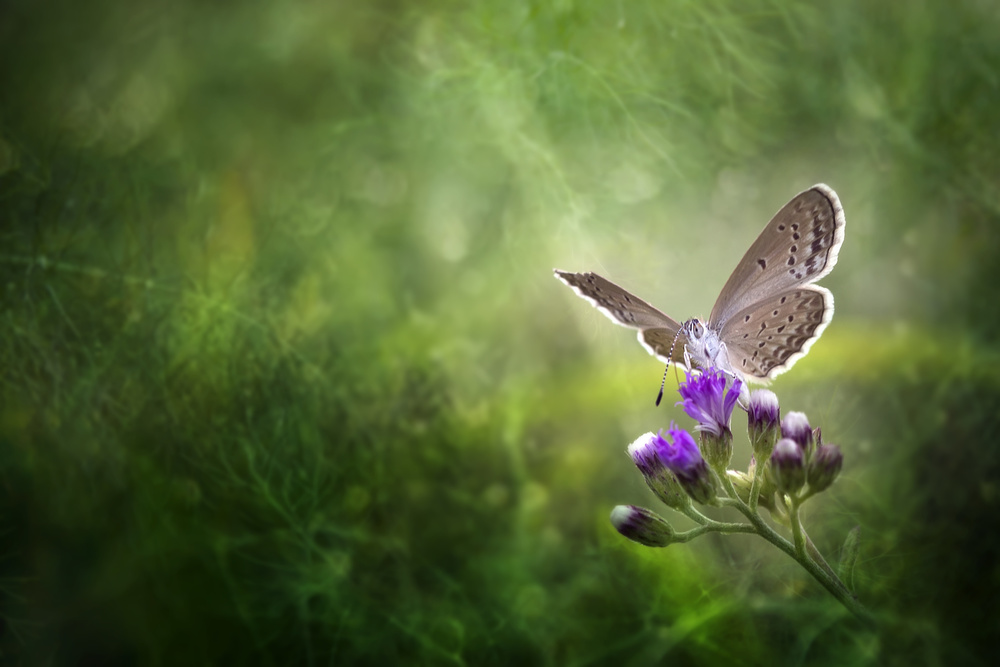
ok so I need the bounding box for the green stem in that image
[681,505,711,525]
[674,520,757,542]
[802,526,845,591]
[787,498,848,598]
[749,471,762,510]
[788,497,806,558]
[719,476,874,626]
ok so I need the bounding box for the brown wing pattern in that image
[719,285,833,381]
[709,185,845,329]
[553,270,682,330]
[555,185,844,380]
[554,270,685,364]
[639,327,690,365]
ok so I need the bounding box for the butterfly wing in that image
[708,184,845,329]
[554,270,687,364]
[719,285,833,381]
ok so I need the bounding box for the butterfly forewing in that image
[720,285,833,380]
[553,270,688,364]
[708,185,845,329]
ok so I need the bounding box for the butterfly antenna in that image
[655,328,686,406]
[655,362,670,406]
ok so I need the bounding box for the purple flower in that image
[628,433,690,510]
[807,443,843,493]
[677,367,742,438]
[652,424,715,504]
[770,438,806,495]
[781,411,814,456]
[653,424,701,476]
[748,389,780,434]
[610,505,675,547]
[747,389,780,460]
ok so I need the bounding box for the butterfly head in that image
[680,318,709,343]
[680,318,727,375]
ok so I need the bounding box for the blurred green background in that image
[1,0,999,664]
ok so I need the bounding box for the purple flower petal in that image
[653,425,701,478]
[675,367,741,437]
[652,423,715,504]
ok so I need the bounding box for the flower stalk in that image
[612,366,873,625]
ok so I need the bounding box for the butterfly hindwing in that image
[719,285,833,381]
[639,327,690,365]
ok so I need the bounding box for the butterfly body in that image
[679,318,731,376]
[555,184,845,384]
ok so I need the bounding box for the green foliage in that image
[1,0,999,664]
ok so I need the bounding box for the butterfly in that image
[554,184,845,385]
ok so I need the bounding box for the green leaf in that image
[838,525,862,592]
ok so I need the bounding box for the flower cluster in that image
[609,366,858,617]
[770,411,843,498]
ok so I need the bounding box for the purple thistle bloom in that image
[781,411,814,456]
[677,367,742,437]
[748,389,780,433]
[748,389,781,461]
[652,424,715,504]
[610,505,675,547]
[628,433,690,510]
[807,443,843,493]
[653,425,702,477]
[770,438,806,495]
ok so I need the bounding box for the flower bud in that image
[653,424,716,505]
[610,505,675,547]
[781,412,814,459]
[628,432,691,510]
[807,443,843,493]
[770,438,805,495]
[741,456,779,512]
[725,469,752,503]
[747,389,780,462]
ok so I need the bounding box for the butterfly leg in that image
[714,342,751,405]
